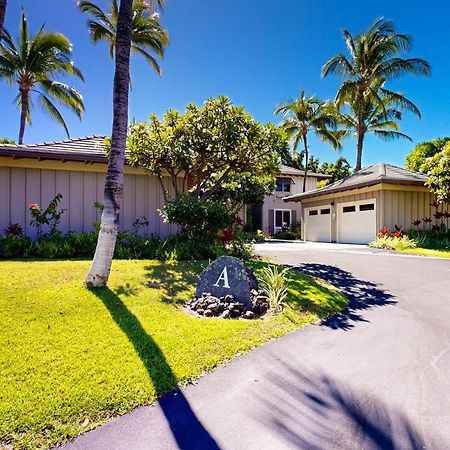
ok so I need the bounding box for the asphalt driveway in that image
[62,242,450,450]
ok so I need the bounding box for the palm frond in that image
[36,91,70,137]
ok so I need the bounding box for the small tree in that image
[128,97,287,234]
[405,137,450,173]
[422,142,450,201]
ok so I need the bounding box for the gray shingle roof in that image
[279,164,331,179]
[0,135,108,163]
[284,162,428,202]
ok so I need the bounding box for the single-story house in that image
[0,136,180,239]
[251,165,330,234]
[0,136,327,239]
[283,162,442,244]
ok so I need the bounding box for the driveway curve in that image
[62,242,450,450]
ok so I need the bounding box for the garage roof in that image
[283,162,428,202]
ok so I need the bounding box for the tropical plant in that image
[78,0,168,76]
[28,193,66,236]
[405,137,450,173]
[274,91,343,192]
[85,0,134,287]
[258,265,291,313]
[322,17,431,170]
[337,91,415,168]
[128,96,286,206]
[422,143,450,201]
[0,0,7,36]
[369,235,417,250]
[0,11,84,144]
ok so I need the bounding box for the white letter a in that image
[213,267,230,289]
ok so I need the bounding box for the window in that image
[343,205,356,213]
[276,178,292,192]
[274,210,291,229]
[308,210,318,216]
[360,203,375,211]
[320,208,331,215]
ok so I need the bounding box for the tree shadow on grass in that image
[254,357,435,450]
[295,263,396,331]
[143,262,205,305]
[90,287,220,449]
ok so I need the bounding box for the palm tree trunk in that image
[85,0,133,287]
[302,134,308,192]
[355,96,365,171]
[0,0,7,36]
[18,90,28,145]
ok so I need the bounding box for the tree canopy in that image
[322,18,431,170]
[128,96,287,208]
[405,137,450,173]
[422,142,450,201]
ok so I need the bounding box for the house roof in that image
[0,137,333,179]
[279,164,331,179]
[0,135,108,163]
[283,162,429,202]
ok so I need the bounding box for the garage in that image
[282,163,431,245]
[304,206,332,242]
[337,199,377,244]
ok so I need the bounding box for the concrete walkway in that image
[61,242,450,450]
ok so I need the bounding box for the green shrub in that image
[0,235,31,258]
[161,194,234,242]
[369,235,417,250]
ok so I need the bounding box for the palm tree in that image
[338,85,414,167]
[0,11,84,144]
[85,0,164,286]
[275,91,343,192]
[322,17,431,171]
[78,0,168,76]
[0,0,7,36]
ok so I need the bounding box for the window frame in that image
[274,209,292,231]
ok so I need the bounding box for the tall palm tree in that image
[0,0,7,36]
[78,0,168,76]
[339,92,414,165]
[85,0,164,286]
[275,91,343,192]
[84,0,133,287]
[322,17,431,171]
[0,11,84,144]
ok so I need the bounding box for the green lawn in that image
[0,259,347,449]
[397,247,450,258]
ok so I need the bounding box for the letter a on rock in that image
[213,266,230,289]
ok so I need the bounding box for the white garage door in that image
[304,206,332,242]
[338,199,377,244]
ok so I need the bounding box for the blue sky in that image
[1,0,449,168]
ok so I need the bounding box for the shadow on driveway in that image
[255,357,433,450]
[90,288,220,450]
[296,263,396,331]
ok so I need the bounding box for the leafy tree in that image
[0,137,15,144]
[128,96,287,231]
[405,137,450,173]
[0,11,84,144]
[322,18,431,171]
[78,0,168,75]
[422,142,450,201]
[274,91,343,192]
[317,157,351,187]
[85,0,135,287]
[0,0,7,36]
